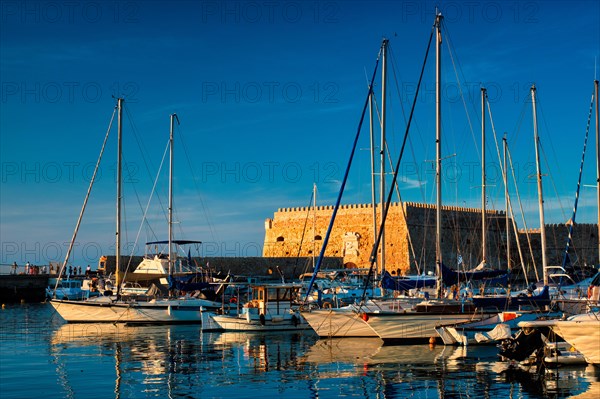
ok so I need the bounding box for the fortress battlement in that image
[276,201,505,215]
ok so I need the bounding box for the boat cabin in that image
[245,284,301,317]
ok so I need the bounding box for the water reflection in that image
[498,365,600,399]
[301,338,467,367]
[569,372,600,399]
[44,319,600,399]
[300,337,600,399]
[50,324,223,398]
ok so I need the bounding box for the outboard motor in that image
[498,327,546,362]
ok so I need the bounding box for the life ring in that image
[229,297,238,304]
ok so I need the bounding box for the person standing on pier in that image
[11,262,17,275]
[25,261,30,275]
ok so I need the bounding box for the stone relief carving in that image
[342,232,360,257]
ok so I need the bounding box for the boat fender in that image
[361,313,369,322]
[259,314,266,326]
[291,315,298,326]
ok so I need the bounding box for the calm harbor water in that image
[1,304,598,399]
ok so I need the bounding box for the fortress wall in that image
[517,223,599,278]
[264,202,598,278]
[263,202,409,270]
[264,202,509,275]
[404,203,508,275]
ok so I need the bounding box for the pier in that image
[0,275,49,303]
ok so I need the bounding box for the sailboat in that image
[498,80,600,366]
[359,12,503,344]
[462,87,552,311]
[433,88,555,346]
[301,38,426,338]
[50,100,224,324]
[303,13,502,342]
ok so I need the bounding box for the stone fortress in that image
[263,202,599,280]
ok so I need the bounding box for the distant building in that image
[263,202,598,280]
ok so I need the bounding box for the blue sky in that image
[1,0,599,267]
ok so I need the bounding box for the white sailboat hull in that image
[302,308,376,338]
[548,318,600,365]
[50,297,222,325]
[365,311,484,344]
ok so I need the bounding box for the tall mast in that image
[312,182,317,269]
[595,80,599,265]
[481,88,487,265]
[435,12,443,297]
[115,98,123,289]
[168,113,179,275]
[503,135,510,272]
[380,38,388,275]
[531,85,548,285]
[369,90,377,249]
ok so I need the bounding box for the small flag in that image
[457,255,463,265]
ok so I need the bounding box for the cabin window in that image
[314,235,322,241]
[276,236,284,242]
